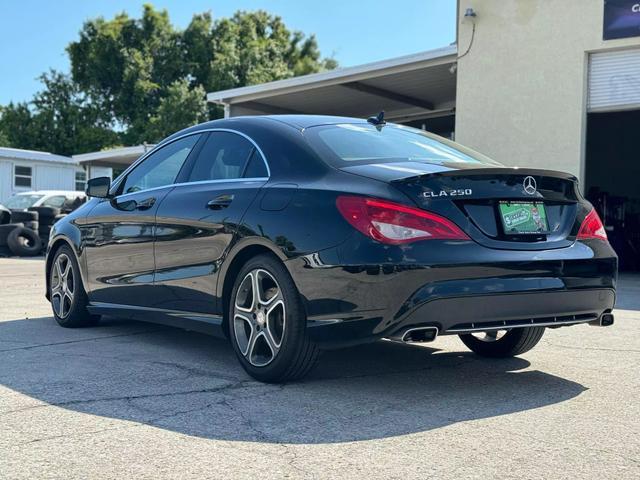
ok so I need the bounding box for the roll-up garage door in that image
[588,48,640,112]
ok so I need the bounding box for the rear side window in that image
[187,132,258,182]
[304,124,501,167]
[243,150,268,178]
[121,134,200,194]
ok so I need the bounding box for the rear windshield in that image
[304,123,501,167]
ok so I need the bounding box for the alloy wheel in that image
[233,268,286,367]
[51,253,75,319]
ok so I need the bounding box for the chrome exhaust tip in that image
[401,326,439,343]
[589,313,614,327]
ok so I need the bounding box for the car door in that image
[82,134,202,308]
[153,130,269,314]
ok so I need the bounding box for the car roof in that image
[261,115,369,130]
[189,114,369,133]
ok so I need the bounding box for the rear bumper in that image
[391,288,615,336]
[286,238,618,348]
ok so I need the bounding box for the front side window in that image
[305,124,501,167]
[14,165,32,188]
[121,134,200,194]
[187,132,256,182]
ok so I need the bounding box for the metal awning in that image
[207,45,458,122]
[73,145,155,169]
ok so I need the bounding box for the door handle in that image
[207,194,234,210]
[135,197,156,210]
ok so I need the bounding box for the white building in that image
[0,147,113,203]
[0,143,154,203]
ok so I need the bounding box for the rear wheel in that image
[49,246,98,327]
[459,327,545,358]
[229,254,319,383]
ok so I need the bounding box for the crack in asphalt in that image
[0,381,252,419]
[0,329,163,353]
[216,384,287,443]
[280,443,315,478]
[8,382,289,448]
[0,355,478,420]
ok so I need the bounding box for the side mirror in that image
[86,176,111,198]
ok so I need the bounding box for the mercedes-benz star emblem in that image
[523,176,537,195]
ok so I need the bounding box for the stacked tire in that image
[7,226,42,256]
[11,210,39,232]
[28,206,60,246]
[0,222,42,257]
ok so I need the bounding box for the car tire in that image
[49,245,99,327]
[0,223,24,246]
[229,253,319,383]
[7,227,43,256]
[459,327,545,358]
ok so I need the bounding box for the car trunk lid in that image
[340,163,581,250]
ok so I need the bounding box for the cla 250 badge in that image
[422,188,473,198]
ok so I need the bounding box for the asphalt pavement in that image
[0,257,638,479]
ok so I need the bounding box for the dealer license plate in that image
[499,201,549,234]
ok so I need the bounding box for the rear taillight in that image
[577,208,607,241]
[336,196,469,245]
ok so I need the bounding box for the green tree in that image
[0,102,35,150]
[208,10,336,91]
[2,5,336,153]
[146,79,209,141]
[67,6,336,143]
[0,71,118,156]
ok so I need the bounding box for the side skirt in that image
[87,302,226,338]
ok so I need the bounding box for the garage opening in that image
[585,109,640,271]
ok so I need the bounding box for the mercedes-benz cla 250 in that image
[45,115,617,382]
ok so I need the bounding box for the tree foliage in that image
[0,71,118,156]
[0,5,336,154]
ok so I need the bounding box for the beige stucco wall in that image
[455,0,640,183]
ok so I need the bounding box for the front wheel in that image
[49,246,98,328]
[229,254,319,383]
[459,327,545,358]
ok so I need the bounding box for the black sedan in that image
[45,115,617,382]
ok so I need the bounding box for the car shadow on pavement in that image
[0,316,587,444]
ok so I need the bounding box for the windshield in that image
[3,194,44,209]
[304,123,501,167]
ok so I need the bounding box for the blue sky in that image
[0,0,456,105]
